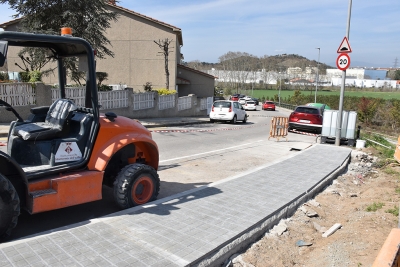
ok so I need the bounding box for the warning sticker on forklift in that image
[55,142,82,163]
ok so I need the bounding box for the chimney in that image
[108,0,116,5]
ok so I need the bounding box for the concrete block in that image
[322,223,342,238]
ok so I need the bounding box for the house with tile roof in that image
[0,2,215,98]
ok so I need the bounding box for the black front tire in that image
[0,174,20,240]
[113,163,160,209]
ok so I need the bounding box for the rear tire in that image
[113,163,160,209]
[243,115,247,123]
[0,174,20,240]
[231,116,237,124]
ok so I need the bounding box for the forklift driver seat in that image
[13,99,77,141]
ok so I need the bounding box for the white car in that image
[238,98,246,105]
[210,100,248,123]
[243,100,257,111]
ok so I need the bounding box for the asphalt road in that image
[1,106,317,242]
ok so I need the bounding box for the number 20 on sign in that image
[336,53,350,71]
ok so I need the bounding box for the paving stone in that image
[0,145,350,267]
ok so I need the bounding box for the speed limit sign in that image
[336,53,350,71]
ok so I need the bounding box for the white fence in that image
[98,90,128,110]
[0,83,36,106]
[52,87,128,110]
[178,96,192,111]
[200,98,207,110]
[133,92,155,110]
[159,94,175,110]
[52,87,86,107]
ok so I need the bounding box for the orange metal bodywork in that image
[28,170,103,214]
[372,228,400,267]
[87,115,159,171]
[27,114,159,213]
[395,136,400,163]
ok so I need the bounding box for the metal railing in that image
[274,102,296,110]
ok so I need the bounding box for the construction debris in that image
[296,240,313,247]
[322,223,342,238]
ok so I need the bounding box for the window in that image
[213,101,231,108]
[295,107,320,114]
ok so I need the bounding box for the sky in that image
[0,0,399,68]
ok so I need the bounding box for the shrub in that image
[0,72,9,81]
[143,82,152,92]
[98,84,112,91]
[154,88,177,95]
[18,71,42,82]
[29,71,42,82]
[19,72,30,82]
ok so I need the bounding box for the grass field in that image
[239,89,400,100]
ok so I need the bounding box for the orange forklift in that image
[0,30,160,240]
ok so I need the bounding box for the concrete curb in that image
[0,119,210,138]
[195,147,351,267]
[142,120,209,128]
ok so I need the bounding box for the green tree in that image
[96,72,108,87]
[394,70,400,80]
[1,0,119,82]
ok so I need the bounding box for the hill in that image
[185,53,334,75]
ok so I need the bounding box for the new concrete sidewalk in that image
[0,144,351,267]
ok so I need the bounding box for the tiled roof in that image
[0,17,21,28]
[177,64,216,79]
[0,3,183,45]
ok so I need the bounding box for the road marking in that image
[152,124,266,133]
[159,140,264,163]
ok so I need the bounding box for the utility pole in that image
[335,0,352,146]
[279,72,281,106]
[315,48,320,103]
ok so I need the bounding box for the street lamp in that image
[315,47,320,103]
[278,72,281,106]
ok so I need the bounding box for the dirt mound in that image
[228,149,400,267]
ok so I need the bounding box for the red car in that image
[262,101,276,111]
[288,106,324,133]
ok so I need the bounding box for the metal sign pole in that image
[335,0,352,146]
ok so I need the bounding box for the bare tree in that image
[154,38,174,89]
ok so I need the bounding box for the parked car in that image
[238,98,246,105]
[251,98,259,105]
[210,100,248,123]
[306,103,331,110]
[213,96,225,101]
[262,101,276,111]
[288,105,324,133]
[243,100,257,111]
[230,94,240,101]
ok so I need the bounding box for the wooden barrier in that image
[372,228,400,267]
[268,117,289,141]
[395,135,400,163]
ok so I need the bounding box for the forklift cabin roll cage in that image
[0,31,100,178]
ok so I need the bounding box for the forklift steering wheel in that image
[0,99,24,122]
